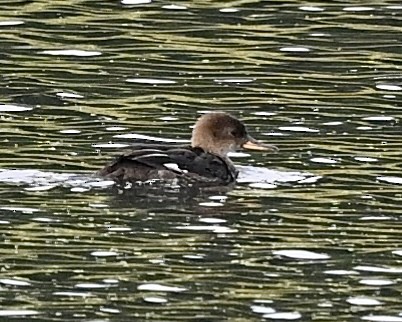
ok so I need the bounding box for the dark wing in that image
[99,147,236,184]
[166,147,237,183]
[98,149,178,181]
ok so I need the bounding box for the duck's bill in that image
[242,137,278,152]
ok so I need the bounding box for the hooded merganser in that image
[99,112,278,184]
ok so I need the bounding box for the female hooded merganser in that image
[99,112,278,184]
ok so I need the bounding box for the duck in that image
[98,112,278,185]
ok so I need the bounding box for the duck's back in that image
[99,146,237,184]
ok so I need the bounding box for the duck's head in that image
[191,112,278,158]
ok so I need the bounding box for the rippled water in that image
[1,1,402,321]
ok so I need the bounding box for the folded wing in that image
[99,146,237,184]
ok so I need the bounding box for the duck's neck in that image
[222,155,238,179]
[193,145,238,179]
[194,144,231,160]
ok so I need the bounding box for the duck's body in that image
[99,145,237,184]
[99,112,277,185]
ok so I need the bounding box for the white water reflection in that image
[0,20,24,26]
[121,0,151,4]
[0,165,318,190]
[53,291,93,297]
[263,312,302,320]
[0,310,39,317]
[91,251,119,257]
[359,279,395,286]
[24,185,57,191]
[93,143,130,148]
[324,270,359,276]
[75,283,110,289]
[237,165,320,185]
[137,283,187,292]
[377,176,402,185]
[0,104,33,112]
[0,169,114,190]
[214,78,255,83]
[176,224,238,233]
[0,278,31,286]
[162,4,187,10]
[126,78,176,84]
[251,304,275,314]
[0,206,40,213]
[59,129,81,134]
[354,265,402,274]
[280,47,310,52]
[198,201,224,207]
[343,6,374,11]
[362,315,402,322]
[56,92,84,99]
[273,249,330,260]
[113,133,190,143]
[278,126,319,133]
[347,297,382,306]
[310,157,337,164]
[143,296,168,303]
[219,8,239,13]
[376,84,402,91]
[354,157,378,162]
[41,50,102,56]
[362,116,395,121]
[299,6,324,12]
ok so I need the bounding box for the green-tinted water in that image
[1,1,402,321]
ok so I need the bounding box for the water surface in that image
[1,1,402,321]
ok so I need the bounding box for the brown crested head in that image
[191,112,278,157]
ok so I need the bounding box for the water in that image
[1,1,402,321]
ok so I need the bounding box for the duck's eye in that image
[230,130,237,137]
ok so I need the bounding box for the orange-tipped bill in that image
[242,137,278,152]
